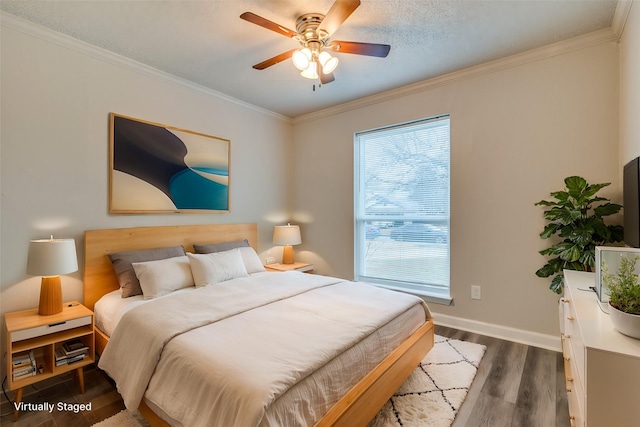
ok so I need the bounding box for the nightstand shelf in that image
[5,302,95,421]
[265,262,314,273]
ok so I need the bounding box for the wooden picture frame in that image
[109,113,230,213]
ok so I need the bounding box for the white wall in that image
[291,41,620,337]
[620,1,640,164]
[0,20,292,314]
[1,11,629,343]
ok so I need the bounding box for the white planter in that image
[609,303,640,339]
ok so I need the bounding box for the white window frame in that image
[354,115,451,305]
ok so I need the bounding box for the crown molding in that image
[1,10,624,127]
[612,0,634,38]
[292,27,618,125]
[0,12,291,123]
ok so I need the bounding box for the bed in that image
[84,223,434,427]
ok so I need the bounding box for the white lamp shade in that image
[27,238,78,276]
[292,48,311,71]
[273,224,302,246]
[319,51,339,74]
[300,62,319,79]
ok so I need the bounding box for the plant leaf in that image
[540,223,560,239]
[535,199,556,207]
[565,222,595,246]
[549,191,570,202]
[566,261,586,271]
[582,183,610,199]
[544,207,581,224]
[558,243,581,262]
[539,247,555,256]
[550,274,564,294]
[594,203,622,217]
[579,250,595,269]
[565,176,587,198]
[535,257,564,277]
[608,225,624,242]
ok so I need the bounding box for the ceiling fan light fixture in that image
[319,51,339,74]
[292,48,312,71]
[301,61,319,79]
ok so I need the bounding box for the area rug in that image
[92,335,485,427]
[368,334,486,427]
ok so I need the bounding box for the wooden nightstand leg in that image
[13,388,24,421]
[76,366,85,394]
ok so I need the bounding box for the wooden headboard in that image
[83,223,258,311]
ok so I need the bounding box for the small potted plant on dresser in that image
[602,254,640,339]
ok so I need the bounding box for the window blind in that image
[354,116,450,300]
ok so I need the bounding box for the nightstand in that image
[265,262,314,273]
[4,302,95,421]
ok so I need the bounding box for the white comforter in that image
[98,272,430,427]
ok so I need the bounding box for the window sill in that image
[357,277,453,306]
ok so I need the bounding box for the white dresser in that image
[560,270,640,427]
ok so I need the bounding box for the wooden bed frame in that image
[84,223,434,427]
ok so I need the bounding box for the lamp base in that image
[282,246,295,264]
[39,276,63,316]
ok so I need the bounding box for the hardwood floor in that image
[437,326,570,427]
[1,325,569,427]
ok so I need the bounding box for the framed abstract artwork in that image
[109,113,230,213]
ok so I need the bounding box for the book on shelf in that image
[12,360,33,369]
[13,368,35,381]
[55,344,88,366]
[55,353,86,366]
[62,339,89,357]
[12,350,34,366]
[13,365,35,376]
[12,350,36,380]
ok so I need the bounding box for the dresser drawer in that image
[560,298,572,337]
[11,316,92,342]
[563,336,585,427]
[563,299,586,386]
[566,382,584,427]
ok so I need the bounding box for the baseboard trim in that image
[432,313,561,352]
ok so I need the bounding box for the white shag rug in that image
[93,335,485,427]
[92,408,150,427]
[368,334,486,427]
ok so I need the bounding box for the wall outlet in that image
[265,256,276,265]
[471,285,482,300]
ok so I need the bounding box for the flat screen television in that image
[623,156,640,248]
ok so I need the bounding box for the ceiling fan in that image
[240,0,390,85]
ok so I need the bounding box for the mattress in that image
[95,272,429,426]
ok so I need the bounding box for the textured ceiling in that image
[0,1,618,118]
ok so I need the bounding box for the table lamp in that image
[273,224,302,264]
[26,237,78,315]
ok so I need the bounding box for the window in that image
[354,115,450,303]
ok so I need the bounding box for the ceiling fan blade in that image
[320,72,335,85]
[252,49,297,70]
[329,41,391,58]
[240,12,297,38]
[318,0,361,37]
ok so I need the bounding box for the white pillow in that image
[132,255,194,299]
[187,249,249,287]
[237,247,266,274]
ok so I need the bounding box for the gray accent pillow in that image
[108,245,186,298]
[193,239,250,254]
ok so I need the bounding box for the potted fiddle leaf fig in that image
[535,176,623,294]
[602,254,640,339]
